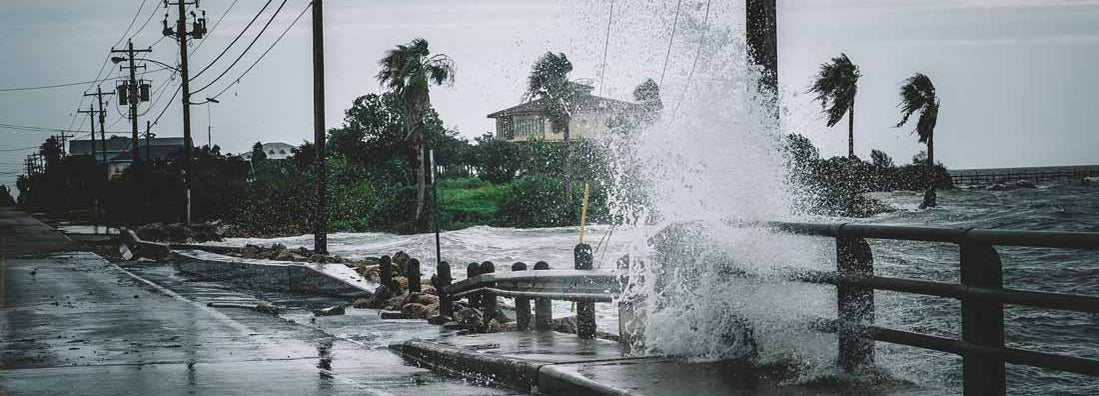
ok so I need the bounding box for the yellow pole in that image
[578,182,590,244]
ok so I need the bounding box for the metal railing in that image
[436,222,1099,395]
[949,167,1099,185]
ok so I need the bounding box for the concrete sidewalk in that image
[0,207,76,257]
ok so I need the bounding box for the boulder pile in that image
[136,221,226,243]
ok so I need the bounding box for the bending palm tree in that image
[895,73,940,208]
[809,53,861,159]
[377,38,455,231]
[525,52,576,215]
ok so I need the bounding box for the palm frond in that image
[808,53,860,127]
[895,73,936,133]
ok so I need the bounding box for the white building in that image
[241,142,295,161]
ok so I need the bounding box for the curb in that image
[392,339,636,396]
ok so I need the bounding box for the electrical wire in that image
[598,0,614,96]
[112,0,150,49]
[128,0,161,41]
[671,0,712,120]
[200,2,311,102]
[191,0,288,95]
[191,0,273,79]
[0,67,171,93]
[191,0,241,55]
[659,0,683,87]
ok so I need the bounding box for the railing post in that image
[408,258,421,293]
[436,261,453,318]
[575,243,596,339]
[836,236,874,372]
[512,262,531,330]
[480,261,496,323]
[533,261,553,330]
[961,242,1005,396]
[466,262,481,308]
[380,255,394,291]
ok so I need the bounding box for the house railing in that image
[435,222,1099,395]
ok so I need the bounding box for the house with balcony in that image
[69,135,186,178]
[487,82,642,142]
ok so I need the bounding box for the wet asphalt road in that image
[0,210,516,395]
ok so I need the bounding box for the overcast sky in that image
[2,0,1098,190]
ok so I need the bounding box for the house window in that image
[496,118,513,140]
[514,117,542,138]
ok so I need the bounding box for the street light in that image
[204,97,219,147]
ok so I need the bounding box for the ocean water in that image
[207,181,1099,394]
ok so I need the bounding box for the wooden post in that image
[408,258,421,293]
[480,261,496,323]
[534,261,553,330]
[961,243,1005,395]
[379,255,393,291]
[837,236,874,372]
[575,243,595,338]
[466,262,481,308]
[512,262,531,330]
[436,261,453,317]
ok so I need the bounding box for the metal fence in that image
[437,222,1099,395]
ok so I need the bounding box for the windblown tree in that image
[525,52,576,213]
[809,53,861,159]
[632,78,663,123]
[895,73,940,208]
[40,136,64,169]
[377,38,455,232]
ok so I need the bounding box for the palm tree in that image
[377,38,455,231]
[895,73,940,208]
[809,53,861,159]
[525,52,576,213]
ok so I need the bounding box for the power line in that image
[659,0,683,87]
[202,2,311,102]
[0,122,131,134]
[191,0,273,79]
[191,0,241,55]
[0,146,39,153]
[113,0,150,49]
[191,0,289,95]
[598,0,614,96]
[0,67,170,93]
[129,1,161,41]
[672,0,712,119]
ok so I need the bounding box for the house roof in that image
[486,94,642,119]
[70,136,186,155]
[107,145,183,162]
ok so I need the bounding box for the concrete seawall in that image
[172,249,376,298]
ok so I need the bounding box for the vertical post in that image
[533,261,553,331]
[466,263,481,308]
[512,262,531,330]
[95,86,109,158]
[126,40,141,162]
[177,0,193,225]
[408,258,421,293]
[312,0,328,254]
[575,243,595,339]
[379,255,393,293]
[746,0,778,98]
[145,121,151,160]
[437,261,453,317]
[479,261,496,323]
[836,236,874,372]
[430,149,441,269]
[961,242,1005,396]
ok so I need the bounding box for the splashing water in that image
[600,0,838,372]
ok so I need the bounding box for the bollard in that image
[575,243,595,339]
[512,262,531,330]
[466,262,481,309]
[437,261,453,317]
[379,255,394,292]
[836,236,874,372]
[408,258,422,293]
[480,261,496,323]
[533,261,552,331]
[961,243,1005,395]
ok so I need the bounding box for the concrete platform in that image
[0,208,76,257]
[172,249,376,298]
[391,332,937,395]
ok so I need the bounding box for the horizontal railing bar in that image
[451,287,614,302]
[792,271,1099,313]
[813,319,1099,377]
[444,270,621,295]
[759,221,1099,249]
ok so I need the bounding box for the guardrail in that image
[436,222,1099,395]
[949,167,1099,184]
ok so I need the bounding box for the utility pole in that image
[746,0,778,118]
[164,0,206,225]
[313,0,328,254]
[145,121,153,160]
[83,86,115,163]
[111,40,152,162]
[78,105,98,160]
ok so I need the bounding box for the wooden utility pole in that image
[83,86,115,162]
[111,40,151,161]
[746,0,778,98]
[145,121,152,160]
[78,105,98,160]
[313,0,328,254]
[165,0,205,225]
